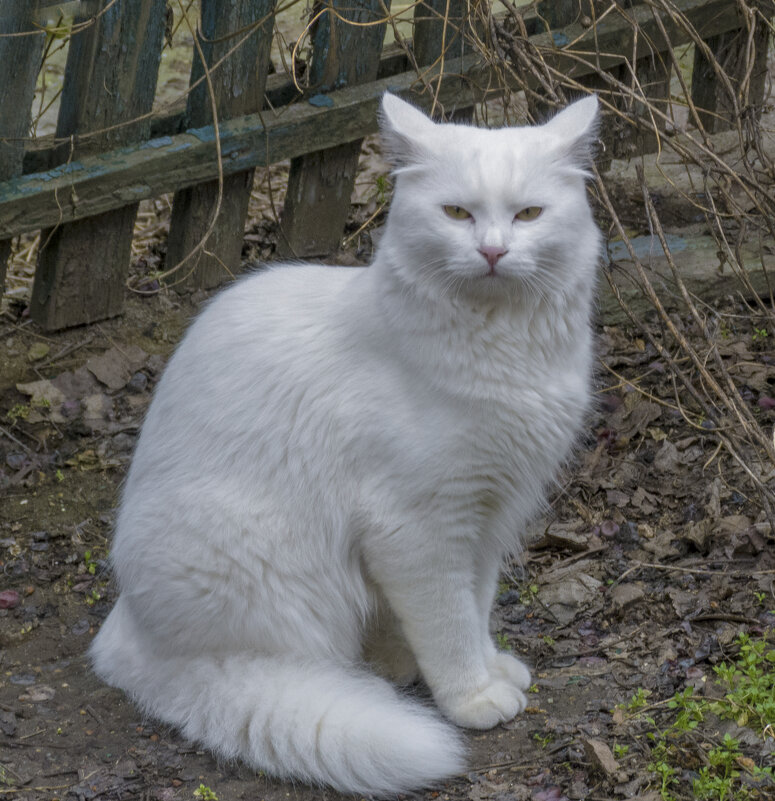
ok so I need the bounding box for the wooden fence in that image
[0,0,772,330]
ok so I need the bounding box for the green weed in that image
[194,785,218,801]
[630,633,775,801]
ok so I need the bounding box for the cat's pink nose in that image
[478,246,507,269]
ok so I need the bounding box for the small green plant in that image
[83,550,98,575]
[528,683,539,694]
[194,785,218,801]
[375,174,390,205]
[630,634,775,801]
[5,403,30,423]
[520,583,539,605]
[621,686,651,712]
[752,326,769,342]
[693,735,743,801]
[495,631,511,651]
[533,732,554,749]
[541,635,556,646]
[614,743,630,758]
[55,468,65,482]
[753,591,766,606]
[648,739,678,801]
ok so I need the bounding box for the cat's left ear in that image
[379,93,436,170]
[541,95,599,171]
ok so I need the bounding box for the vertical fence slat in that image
[609,0,672,160]
[0,0,45,297]
[277,0,392,259]
[412,0,472,120]
[413,0,468,66]
[691,18,771,134]
[165,0,276,291]
[29,0,166,330]
[536,0,671,167]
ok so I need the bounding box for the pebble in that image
[10,673,36,685]
[127,371,149,393]
[72,619,90,636]
[0,589,20,609]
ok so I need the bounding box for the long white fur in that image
[90,93,601,796]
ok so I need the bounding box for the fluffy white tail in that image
[91,599,465,796]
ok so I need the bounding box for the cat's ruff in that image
[91,93,601,796]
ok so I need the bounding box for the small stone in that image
[583,737,619,776]
[600,520,620,538]
[71,619,90,636]
[0,589,20,609]
[126,371,148,394]
[18,684,56,702]
[6,452,26,471]
[10,673,36,685]
[580,14,592,26]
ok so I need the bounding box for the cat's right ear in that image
[379,93,436,170]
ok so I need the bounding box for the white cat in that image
[90,93,601,796]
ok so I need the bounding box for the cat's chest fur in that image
[343,283,592,527]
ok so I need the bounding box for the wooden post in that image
[610,0,672,160]
[277,0,392,258]
[535,0,671,166]
[691,10,771,133]
[165,0,276,290]
[30,0,166,330]
[0,0,45,297]
[412,0,471,120]
[413,0,468,67]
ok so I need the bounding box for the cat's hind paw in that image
[490,652,531,691]
[442,680,527,730]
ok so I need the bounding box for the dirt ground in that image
[2,123,775,801]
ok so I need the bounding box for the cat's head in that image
[377,93,601,307]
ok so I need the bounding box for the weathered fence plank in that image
[29,0,166,330]
[0,0,751,242]
[691,14,772,133]
[0,0,45,296]
[413,0,472,120]
[277,0,392,258]
[413,0,468,69]
[536,0,671,165]
[165,0,275,290]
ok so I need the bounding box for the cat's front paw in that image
[441,680,527,730]
[490,652,531,691]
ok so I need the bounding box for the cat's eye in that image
[443,205,472,220]
[515,206,543,221]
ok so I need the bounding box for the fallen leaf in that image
[86,345,148,391]
[27,342,50,361]
[611,583,645,610]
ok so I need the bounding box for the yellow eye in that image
[443,205,472,220]
[515,206,543,221]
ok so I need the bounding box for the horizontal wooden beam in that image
[20,40,415,175]
[0,0,751,238]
